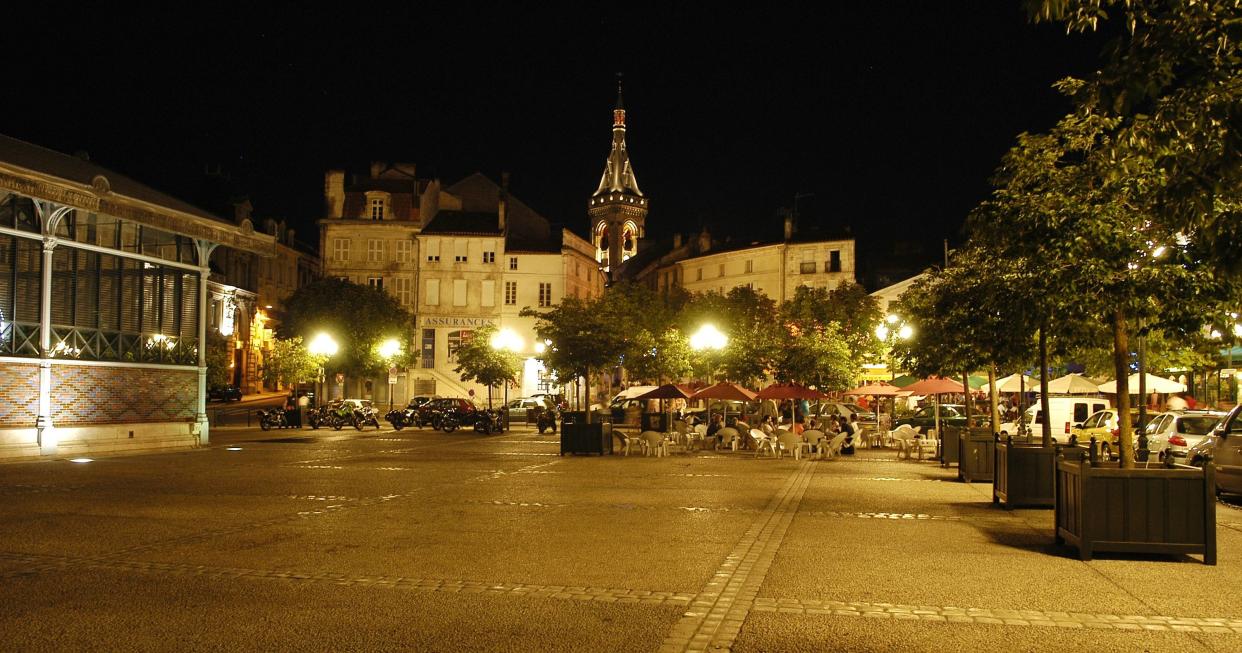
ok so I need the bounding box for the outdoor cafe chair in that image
[802,429,826,459]
[755,430,782,458]
[616,429,643,456]
[640,430,668,457]
[776,431,815,460]
[913,429,939,461]
[822,433,848,459]
[717,426,740,451]
[890,425,917,459]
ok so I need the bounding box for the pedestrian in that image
[283,393,300,428]
[295,392,309,428]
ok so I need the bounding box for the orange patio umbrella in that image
[691,382,758,425]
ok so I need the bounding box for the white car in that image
[1143,410,1226,461]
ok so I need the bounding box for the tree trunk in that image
[1112,311,1133,468]
[1039,324,1052,447]
[961,372,972,421]
[584,365,592,424]
[988,365,999,438]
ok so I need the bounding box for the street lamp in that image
[690,323,728,385]
[491,327,523,428]
[308,332,338,406]
[378,337,402,410]
[875,314,913,380]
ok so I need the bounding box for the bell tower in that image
[588,76,648,282]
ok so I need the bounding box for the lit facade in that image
[588,82,648,282]
[0,134,274,460]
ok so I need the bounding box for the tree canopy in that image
[277,278,416,377]
[261,336,322,388]
[451,324,522,408]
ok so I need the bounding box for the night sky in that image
[7,3,1109,286]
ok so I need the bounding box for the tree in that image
[773,321,855,391]
[522,295,628,420]
[451,324,522,408]
[682,286,781,385]
[205,332,232,389]
[782,283,883,372]
[277,278,416,378]
[261,336,323,388]
[624,327,694,384]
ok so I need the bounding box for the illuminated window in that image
[447,329,473,362]
[332,238,349,262]
[367,239,383,262]
[538,283,552,307]
[370,199,385,220]
[504,281,517,305]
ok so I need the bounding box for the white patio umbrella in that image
[980,373,1036,394]
[1097,373,1186,394]
[1044,373,1102,394]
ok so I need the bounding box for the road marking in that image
[660,460,816,653]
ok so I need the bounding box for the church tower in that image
[588,78,648,281]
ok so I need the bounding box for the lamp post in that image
[875,314,913,380]
[308,332,338,407]
[690,324,728,421]
[378,338,402,411]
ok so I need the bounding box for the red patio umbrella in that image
[843,383,900,396]
[636,384,696,431]
[691,382,758,425]
[902,377,965,439]
[756,383,829,425]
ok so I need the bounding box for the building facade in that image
[589,83,648,282]
[0,135,273,461]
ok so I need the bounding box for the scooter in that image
[258,407,288,431]
[536,406,559,434]
[474,409,504,435]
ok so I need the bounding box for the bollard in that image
[1068,433,1078,448]
[1088,436,1098,467]
[1137,430,1150,462]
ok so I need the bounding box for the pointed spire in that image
[613,72,626,127]
[595,76,641,198]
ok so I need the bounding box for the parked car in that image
[1147,410,1227,461]
[1186,405,1242,496]
[406,394,440,410]
[1070,409,1122,456]
[893,404,968,434]
[506,397,547,421]
[814,402,877,426]
[415,397,480,428]
[208,385,242,402]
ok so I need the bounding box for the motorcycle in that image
[258,407,288,431]
[352,403,381,430]
[439,411,461,433]
[386,408,414,431]
[474,409,504,435]
[536,405,559,434]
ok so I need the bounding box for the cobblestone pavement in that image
[1,426,1241,652]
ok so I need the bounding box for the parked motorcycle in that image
[352,402,381,430]
[474,409,504,435]
[386,408,414,431]
[439,411,461,433]
[536,406,559,434]
[258,407,288,431]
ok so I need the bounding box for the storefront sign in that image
[420,316,497,328]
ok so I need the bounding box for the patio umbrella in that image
[889,374,919,388]
[636,384,695,431]
[1097,373,1186,394]
[902,377,966,441]
[691,382,758,425]
[1044,373,1101,394]
[844,383,901,430]
[980,373,1036,394]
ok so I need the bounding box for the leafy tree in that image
[782,283,883,370]
[261,336,324,388]
[205,332,232,389]
[625,327,694,384]
[277,278,416,378]
[773,320,855,391]
[682,286,781,385]
[522,295,628,420]
[451,324,522,408]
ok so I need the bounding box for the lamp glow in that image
[875,325,889,340]
[490,328,524,352]
[308,332,339,358]
[378,338,402,360]
[69,458,93,463]
[690,324,728,351]
[898,325,913,340]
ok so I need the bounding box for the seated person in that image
[706,414,724,446]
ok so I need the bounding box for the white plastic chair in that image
[777,431,809,460]
[755,430,783,458]
[640,430,667,457]
[890,425,917,459]
[617,429,642,456]
[913,429,939,461]
[823,433,848,459]
[802,429,826,459]
[717,426,740,451]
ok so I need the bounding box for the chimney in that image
[673,233,683,249]
[324,171,345,218]
[784,215,793,241]
[232,199,253,224]
[498,172,510,233]
[698,227,711,253]
[370,161,385,179]
[286,228,295,246]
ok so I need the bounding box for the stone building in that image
[589,83,648,282]
[0,134,273,461]
[319,165,602,404]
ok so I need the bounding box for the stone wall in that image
[0,363,40,427]
[51,365,197,425]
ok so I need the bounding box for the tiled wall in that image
[51,365,197,425]
[0,363,39,427]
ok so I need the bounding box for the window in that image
[394,240,411,263]
[370,198,385,220]
[1073,403,1090,423]
[394,277,412,305]
[448,329,472,362]
[421,328,435,368]
[483,251,495,264]
[367,239,383,262]
[799,261,817,274]
[481,279,495,307]
[454,240,467,263]
[504,281,517,305]
[453,279,466,306]
[367,276,384,291]
[829,250,841,272]
[695,268,703,281]
[426,239,440,262]
[425,279,440,306]
[538,282,552,307]
[332,238,349,261]
[745,259,753,273]
[509,256,518,270]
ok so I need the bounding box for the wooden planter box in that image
[993,439,1057,508]
[940,426,961,467]
[1054,456,1216,564]
[560,421,613,456]
[958,428,995,483]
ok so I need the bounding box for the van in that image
[999,396,1112,442]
